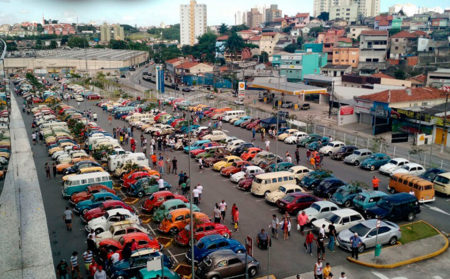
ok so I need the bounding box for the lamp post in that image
[328,80,335,118]
[0,38,7,78]
[187,118,195,279]
[440,87,449,153]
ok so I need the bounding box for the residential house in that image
[371,73,412,87]
[389,31,420,59]
[431,14,449,30]
[427,68,450,88]
[215,35,229,58]
[358,30,389,73]
[407,74,427,88]
[347,25,370,40]
[165,57,187,74]
[175,62,214,75]
[332,47,359,67]
[272,51,327,81]
[256,32,280,56]
[321,64,352,77]
[294,13,310,28]
[316,29,346,63]
[374,15,393,30]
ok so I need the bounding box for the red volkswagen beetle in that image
[122,171,152,188]
[237,176,253,191]
[98,232,161,259]
[141,191,188,213]
[241,147,262,161]
[81,200,134,223]
[70,185,116,205]
[276,193,321,215]
[220,161,252,177]
[174,222,231,246]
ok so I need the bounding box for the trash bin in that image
[374,244,382,257]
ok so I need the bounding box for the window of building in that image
[395,46,398,50]
[395,39,399,42]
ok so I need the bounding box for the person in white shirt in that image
[265,140,270,151]
[196,184,203,201]
[192,186,200,205]
[339,272,347,279]
[319,224,326,237]
[158,178,165,190]
[110,251,120,263]
[219,200,227,221]
[286,155,292,164]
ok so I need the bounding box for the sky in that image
[0,0,448,26]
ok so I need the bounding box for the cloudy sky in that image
[0,0,447,26]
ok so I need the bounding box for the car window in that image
[278,177,283,182]
[115,229,126,236]
[175,215,184,221]
[342,216,350,224]
[378,227,391,234]
[196,227,204,232]
[207,244,217,250]
[205,226,215,231]
[217,241,229,248]
[321,207,330,212]
[216,260,227,268]
[228,258,241,265]
[350,215,362,222]
[272,178,277,183]
[368,229,378,237]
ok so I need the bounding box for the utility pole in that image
[0,38,7,79]
[328,80,334,118]
[188,118,195,279]
[440,88,449,153]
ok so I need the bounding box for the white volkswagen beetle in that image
[379,158,409,176]
[319,141,345,156]
[85,208,139,235]
[284,131,309,144]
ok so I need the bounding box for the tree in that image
[229,24,249,33]
[61,35,69,45]
[282,26,292,33]
[308,26,324,37]
[260,51,269,63]
[109,39,128,49]
[225,32,245,61]
[283,43,298,53]
[49,40,57,49]
[317,12,329,21]
[296,36,304,48]
[67,36,88,48]
[394,69,406,80]
[219,23,228,35]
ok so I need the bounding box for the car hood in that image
[266,191,284,202]
[366,206,389,218]
[338,229,355,242]
[303,207,319,219]
[344,154,357,161]
[96,231,113,240]
[392,168,408,175]
[312,218,331,230]
[76,199,93,209]
[231,172,245,181]
[380,164,396,172]
[87,216,107,228]
[331,192,344,203]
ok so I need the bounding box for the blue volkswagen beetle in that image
[360,153,390,171]
[74,192,120,215]
[186,234,246,264]
[234,116,251,126]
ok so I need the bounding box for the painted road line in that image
[424,205,450,216]
[145,223,157,237]
[167,249,179,264]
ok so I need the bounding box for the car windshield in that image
[402,166,411,171]
[279,186,287,193]
[327,214,340,224]
[368,155,376,159]
[254,178,263,184]
[354,194,366,202]
[311,203,320,211]
[354,151,361,155]
[283,195,295,202]
[349,223,371,236]
[377,199,392,210]
[390,160,398,165]
[335,188,347,195]
[327,143,333,147]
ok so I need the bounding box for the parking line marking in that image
[171,252,187,257]
[167,249,179,264]
[146,223,157,237]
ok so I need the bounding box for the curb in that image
[347,220,449,268]
[256,275,277,279]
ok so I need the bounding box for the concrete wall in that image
[0,93,55,279]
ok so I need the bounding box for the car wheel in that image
[264,191,270,198]
[389,236,398,245]
[137,191,144,198]
[370,165,375,171]
[354,160,360,166]
[358,244,365,253]
[407,212,415,221]
[95,228,103,235]
[82,208,88,215]
[222,233,230,238]
[328,151,332,156]
[117,276,125,279]
[248,267,258,277]
[344,200,352,208]
[389,188,396,194]
[169,227,179,235]
[211,276,220,279]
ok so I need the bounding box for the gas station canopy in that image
[249,77,328,95]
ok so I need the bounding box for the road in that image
[15,78,450,278]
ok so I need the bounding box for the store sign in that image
[238,81,245,91]
[339,106,354,115]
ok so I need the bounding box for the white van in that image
[222,110,246,122]
[251,171,296,196]
[108,152,149,171]
[62,172,112,198]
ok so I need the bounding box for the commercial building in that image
[427,68,450,88]
[331,47,360,67]
[265,4,282,23]
[314,0,380,18]
[175,62,213,75]
[330,4,358,22]
[180,0,207,46]
[247,8,263,28]
[272,51,328,81]
[4,49,148,75]
[100,23,111,43]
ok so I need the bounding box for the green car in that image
[152,199,200,223]
[128,177,172,198]
[297,134,321,147]
[196,147,225,160]
[135,267,180,279]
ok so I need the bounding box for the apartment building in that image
[359,30,389,63]
[314,0,380,18]
[180,0,207,46]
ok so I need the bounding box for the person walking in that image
[233,207,239,232]
[350,232,362,260]
[63,207,73,231]
[151,154,157,168]
[314,258,324,279]
[87,234,97,254]
[265,139,270,151]
[317,233,326,260]
[219,200,227,221]
[56,259,70,279]
[297,211,309,236]
[328,223,337,252]
[192,186,200,205]
[271,214,279,239]
[197,184,203,201]
[213,204,221,223]
[295,148,300,165]
[280,214,291,240]
[166,157,172,174]
[323,262,332,279]
[52,162,57,178]
[252,127,256,140]
[93,265,107,279]
[70,251,81,279]
[231,203,237,224]
[82,249,94,272]
[158,157,164,175]
[172,157,178,174]
[310,156,316,170]
[372,175,380,191]
[45,162,51,179]
[305,231,315,255]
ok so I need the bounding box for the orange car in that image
[241,147,262,161]
[56,156,95,173]
[122,168,160,181]
[157,208,209,235]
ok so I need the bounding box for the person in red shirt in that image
[233,207,239,232]
[231,203,237,224]
[372,176,380,191]
[305,230,316,255]
[297,211,309,236]
[151,154,157,167]
[131,239,138,251]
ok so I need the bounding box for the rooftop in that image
[175,61,200,69]
[249,77,327,95]
[321,64,352,70]
[391,31,418,38]
[356,87,445,103]
[361,30,389,36]
[371,72,394,79]
[6,48,146,61]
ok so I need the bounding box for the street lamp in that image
[0,38,7,79]
[440,87,449,153]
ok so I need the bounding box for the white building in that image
[314,0,380,18]
[180,0,207,46]
[235,11,245,25]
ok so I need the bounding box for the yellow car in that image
[0,140,11,147]
[62,166,104,181]
[0,152,10,159]
[48,147,64,156]
[212,155,242,171]
[45,136,57,145]
[277,129,299,141]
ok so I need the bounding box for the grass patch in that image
[127,32,154,40]
[399,221,438,244]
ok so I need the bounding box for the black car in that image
[330,145,358,160]
[233,142,255,156]
[366,193,420,222]
[64,161,101,175]
[313,178,346,198]
[301,103,310,110]
[419,168,445,182]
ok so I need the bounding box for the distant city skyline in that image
[0,0,448,26]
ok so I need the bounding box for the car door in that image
[416,166,424,175]
[349,214,363,229]
[339,216,351,231]
[365,229,378,247]
[226,257,245,277]
[318,206,331,219]
[203,225,217,237]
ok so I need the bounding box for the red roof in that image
[361,30,388,36]
[375,15,393,21]
[216,35,229,41]
[175,62,199,69]
[296,13,309,18]
[166,57,183,64]
[412,30,428,37]
[338,37,352,43]
[261,32,277,36]
[407,74,427,83]
[378,20,390,26]
[391,31,417,39]
[357,87,444,103]
[371,73,394,79]
[249,36,261,41]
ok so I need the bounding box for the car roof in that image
[330,141,344,144]
[199,234,226,244]
[280,184,302,190]
[330,208,360,216]
[359,219,397,229]
[288,192,315,198]
[372,153,388,156]
[355,149,371,152]
[404,163,422,167]
[383,193,417,203]
[290,166,309,171]
[359,190,387,198]
[391,158,408,161]
[313,201,337,207]
[161,199,184,206]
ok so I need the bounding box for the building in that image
[371,73,412,87]
[316,29,346,63]
[247,8,263,28]
[100,23,111,43]
[113,24,125,41]
[359,30,389,63]
[330,4,358,22]
[389,31,419,60]
[265,4,282,23]
[314,0,380,18]
[4,49,148,75]
[407,74,427,88]
[235,11,245,25]
[175,61,213,75]
[332,47,360,67]
[272,51,328,81]
[257,32,280,56]
[180,0,207,46]
[427,68,450,88]
[321,64,352,77]
[374,15,393,30]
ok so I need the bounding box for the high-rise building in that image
[313,0,380,18]
[246,8,263,28]
[265,4,282,23]
[235,11,245,25]
[113,24,125,40]
[100,23,111,43]
[180,0,207,46]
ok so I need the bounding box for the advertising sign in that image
[246,236,253,257]
[339,106,354,115]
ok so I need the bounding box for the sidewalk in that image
[348,233,448,268]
